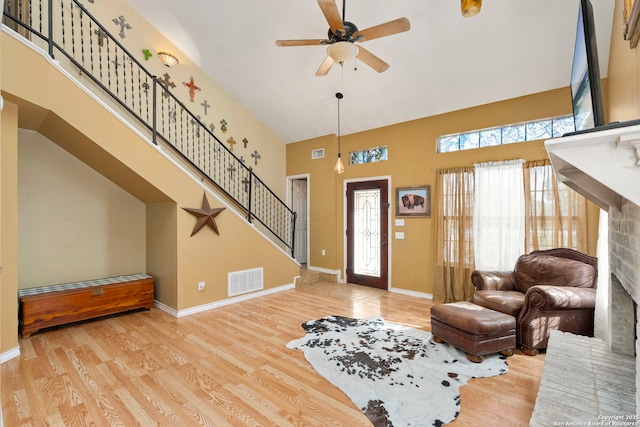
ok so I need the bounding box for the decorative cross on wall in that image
[242,138,249,148]
[214,144,221,160]
[209,123,216,133]
[251,150,261,166]
[111,58,120,69]
[142,49,152,60]
[242,177,250,193]
[227,137,237,152]
[158,73,175,98]
[94,29,108,46]
[112,15,132,39]
[220,119,228,133]
[141,82,149,94]
[183,76,201,103]
[239,156,246,164]
[169,109,176,123]
[201,100,210,115]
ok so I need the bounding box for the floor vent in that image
[228,268,264,297]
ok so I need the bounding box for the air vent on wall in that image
[311,148,325,159]
[228,267,263,297]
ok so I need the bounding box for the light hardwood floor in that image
[2,282,544,426]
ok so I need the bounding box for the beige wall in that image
[1,102,19,353]
[18,130,147,288]
[608,0,640,121]
[287,88,601,295]
[146,202,178,309]
[0,29,299,352]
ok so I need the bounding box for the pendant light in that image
[334,92,345,174]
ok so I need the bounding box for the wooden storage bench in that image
[19,274,155,337]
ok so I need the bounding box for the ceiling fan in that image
[275,0,410,76]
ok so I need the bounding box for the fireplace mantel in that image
[545,124,640,210]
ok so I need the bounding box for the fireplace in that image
[607,198,640,409]
[540,125,640,420]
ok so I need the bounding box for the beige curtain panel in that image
[434,160,588,303]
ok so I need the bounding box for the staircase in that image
[2,0,296,256]
[296,265,338,286]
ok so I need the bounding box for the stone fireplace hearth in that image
[530,125,640,425]
[608,199,640,409]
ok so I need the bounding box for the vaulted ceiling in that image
[126,0,615,143]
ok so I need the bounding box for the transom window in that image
[437,115,575,153]
[349,146,388,165]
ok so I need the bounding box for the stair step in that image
[296,267,337,286]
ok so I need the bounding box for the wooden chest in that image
[19,274,155,337]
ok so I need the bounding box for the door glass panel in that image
[354,188,381,277]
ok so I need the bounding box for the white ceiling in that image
[126,0,615,144]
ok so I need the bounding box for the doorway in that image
[346,179,389,289]
[288,175,309,264]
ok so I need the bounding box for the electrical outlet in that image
[198,281,205,291]
[322,249,326,256]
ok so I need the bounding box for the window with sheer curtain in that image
[473,160,526,271]
[434,159,588,303]
[523,159,587,253]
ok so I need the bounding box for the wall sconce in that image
[461,0,482,17]
[158,51,179,67]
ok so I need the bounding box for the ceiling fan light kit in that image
[461,0,482,17]
[327,41,358,66]
[275,0,409,76]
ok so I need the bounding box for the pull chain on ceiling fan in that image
[275,0,410,76]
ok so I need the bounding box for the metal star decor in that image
[182,193,225,236]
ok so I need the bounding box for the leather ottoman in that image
[430,301,516,363]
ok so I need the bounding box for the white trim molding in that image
[175,283,295,318]
[1,346,20,364]
[389,287,433,300]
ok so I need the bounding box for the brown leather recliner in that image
[470,248,597,355]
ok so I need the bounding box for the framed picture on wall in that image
[396,186,431,217]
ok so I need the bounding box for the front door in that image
[346,180,389,289]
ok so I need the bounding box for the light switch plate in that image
[395,219,405,226]
[395,232,405,239]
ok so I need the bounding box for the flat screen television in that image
[570,0,605,132]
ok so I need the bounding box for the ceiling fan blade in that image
[353,17,410,42]
[275,39,327,47]
[317,0,345,35]
[315,56,335,76]
[356,46,389,73]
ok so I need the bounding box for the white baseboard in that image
[168,283,295,318]
[389,287,433,300]
[1,346,20,364]
[154,300,178,317]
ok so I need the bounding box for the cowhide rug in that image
[287,315,509,427]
